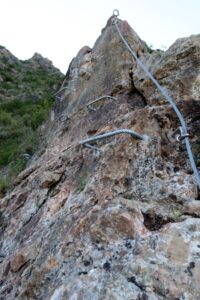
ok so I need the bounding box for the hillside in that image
[0,15,200,299]
[0,47,64,196]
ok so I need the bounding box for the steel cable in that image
[112,10,200,188]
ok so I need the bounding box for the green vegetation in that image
[146,44,154,54]
[0,49,64,198]
[78,181,87,192]
[0,98,53,165]
[0,98,56,197]
[170,209,182,222]
[145,43,165,54]
[77,168,89,192]
[0,178,9,198]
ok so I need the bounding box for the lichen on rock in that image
[0,14,200,300]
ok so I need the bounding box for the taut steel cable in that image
[112,9,200,188]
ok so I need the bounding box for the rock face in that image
[0,17,200,300]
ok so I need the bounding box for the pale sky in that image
[0,0,200,73]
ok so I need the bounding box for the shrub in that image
[0,98,52,168]
[0,178,9,198]
[0,56,64,194]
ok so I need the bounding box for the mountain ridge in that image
[0,46,64,196]
[0,16,200,299]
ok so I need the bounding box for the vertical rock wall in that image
[0,17,200,300]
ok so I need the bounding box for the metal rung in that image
[80,129,148,151]
[84,143,101,151]
[87,95,117,109]
[54,87,75,96]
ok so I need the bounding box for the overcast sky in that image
[0,0,200,73]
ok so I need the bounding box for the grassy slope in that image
[0,48,64,197]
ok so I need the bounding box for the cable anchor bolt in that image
[176,127,190,143]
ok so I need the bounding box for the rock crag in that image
[0,16,200,300]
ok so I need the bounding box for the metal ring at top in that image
[113,9,119,17]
